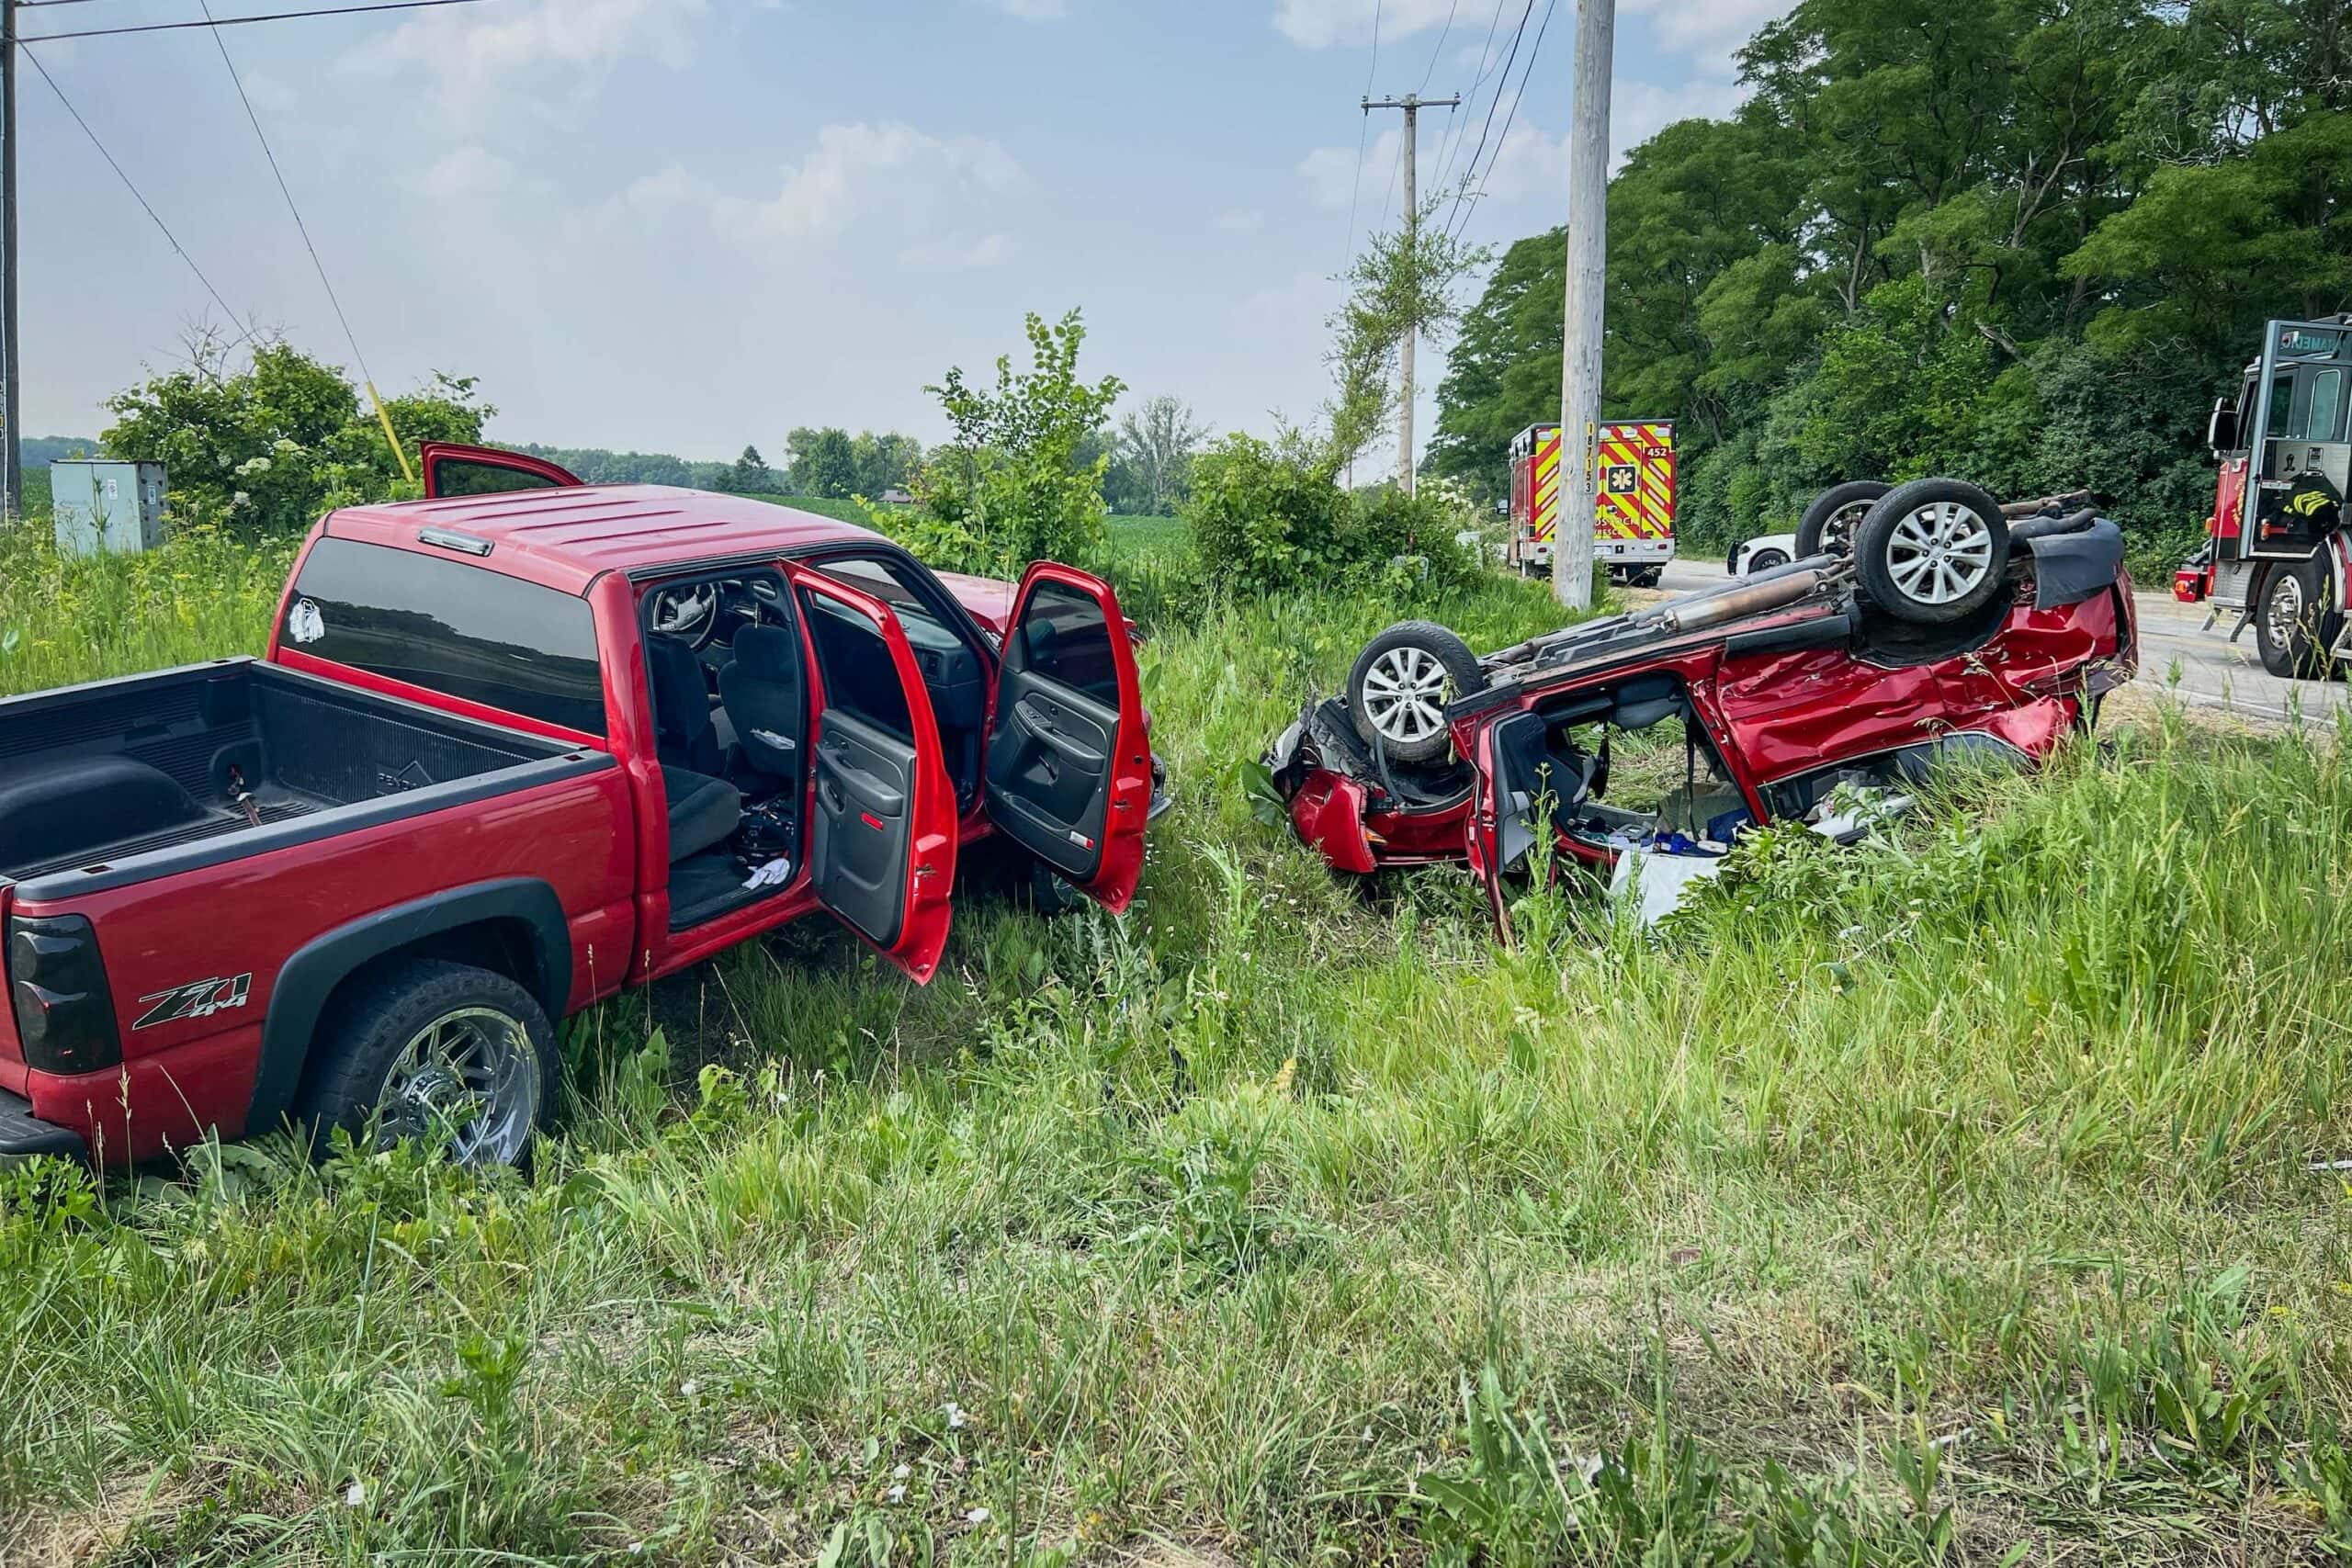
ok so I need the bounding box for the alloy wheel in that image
[1884,501,1996,606]
[378,1007,541,1166]
[1360,645,1453,749]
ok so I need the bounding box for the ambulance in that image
[1505,422,1677,585]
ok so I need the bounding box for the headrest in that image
[733,624,797,682]
[1611,674,1682,731]
[645,635,706,742]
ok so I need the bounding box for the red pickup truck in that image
[0,445,1160,1168]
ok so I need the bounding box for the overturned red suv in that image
[1266,479,2137,901]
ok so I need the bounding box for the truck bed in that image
[0,659,605,896]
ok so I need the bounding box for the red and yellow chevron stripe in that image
[1593,422,1676,539]
[1532,430,1561,544]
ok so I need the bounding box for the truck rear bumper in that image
[0,1087,86,1164]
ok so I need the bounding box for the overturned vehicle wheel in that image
[1347,620,1487,764]
[1853,478,2011,625]
[1794,479,1890,558]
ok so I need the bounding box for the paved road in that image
[1646,557,2348,726]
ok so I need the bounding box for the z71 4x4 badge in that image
[134,974,253,1030]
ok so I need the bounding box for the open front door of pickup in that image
[788,565,958,983]
[981,564,1152,913]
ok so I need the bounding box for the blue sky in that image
[17,0,1776,459]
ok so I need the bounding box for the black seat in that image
[661,766,741,863]
[646,634,722,775]
[718,625,802,786]
[645,634,741,862]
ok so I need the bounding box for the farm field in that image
[3,518,2351,1564]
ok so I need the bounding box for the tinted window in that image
[2266,373,2296,438]
[431,458,562,497]
[801,590,914,740]
[1014,581,1121,707]
[810,556,951,640]
[2301,369,2345,442]
[287,538,605,735]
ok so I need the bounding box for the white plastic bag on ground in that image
[1610,845,1726,929]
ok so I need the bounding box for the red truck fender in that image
[245,878,571,1137]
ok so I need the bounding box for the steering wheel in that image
[649,581,721,650]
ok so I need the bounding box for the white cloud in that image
[900,232,1012,269]
[1299,128,1402,209]
[1274,0,1456,50]
[711,122,1023,243]
[350,0,707,108]
[413,145,516,200]
[1621,0,1786,76]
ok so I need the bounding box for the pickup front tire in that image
[299,958,557,1168]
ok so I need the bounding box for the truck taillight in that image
[7,916,121,1075]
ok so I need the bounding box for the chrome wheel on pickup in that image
[300,959,558,1169]
[379,1006,543,1166]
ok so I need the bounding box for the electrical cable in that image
[23,0,500,44]
[1341,0,1385,272]
[1440,0,1534,237]
[193,0,413,479]
[1431,0,1511,192]
[1418,0,1460,92]
[17,43,249,338]
[1448,0,1556,243]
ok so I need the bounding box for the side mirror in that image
[2208,397,2239,455]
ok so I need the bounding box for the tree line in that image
[1428,0,2350,561]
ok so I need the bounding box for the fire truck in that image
[1505,422,1677,586]
[2173,315,2352,678]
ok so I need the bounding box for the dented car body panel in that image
[1271,564,2136,887]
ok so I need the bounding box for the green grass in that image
[6,530,2352,1564]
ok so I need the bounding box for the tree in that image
[101,332,491,533]
[718,445,777,493]
[893,310,1125,574]
[849,432,924,498]
[1429,0,2352,558]
[787,427,859,498]
[1114,396,1209,515]
[1325,197,1487,481]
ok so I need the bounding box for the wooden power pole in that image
[1363,91,1456,497]
[2,0,18,525]
[1553,0,1613,611]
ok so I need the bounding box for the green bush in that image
[1183,433,1478,597]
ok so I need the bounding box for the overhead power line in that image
[23,0,500,44]
[1450,0,1558,241]
[1341,0,1386,272]
[1417,0,1460,92]
[1442,0,1535,236]
[194,0,414,481]
[17,43,248,336]
[1432,0,1513,191]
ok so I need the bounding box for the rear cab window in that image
[282,537,606,736]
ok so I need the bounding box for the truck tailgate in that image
[0,880,23,1092]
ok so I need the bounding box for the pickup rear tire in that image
[299,958,557,1168]
[1349,621,1487,764]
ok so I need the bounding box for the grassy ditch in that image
[3,525,2350,1564]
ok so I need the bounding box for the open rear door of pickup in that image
[789,565,959,984]
[981,564,1152,914]
[419,443,582,499]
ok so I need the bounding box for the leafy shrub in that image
[1183,433,1478,596]
[874,310,1123,577]
[101,335,492,534]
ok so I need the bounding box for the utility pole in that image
[1363,92,1456,497]
[2,0,19,525]
[1553,0,1613,612]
